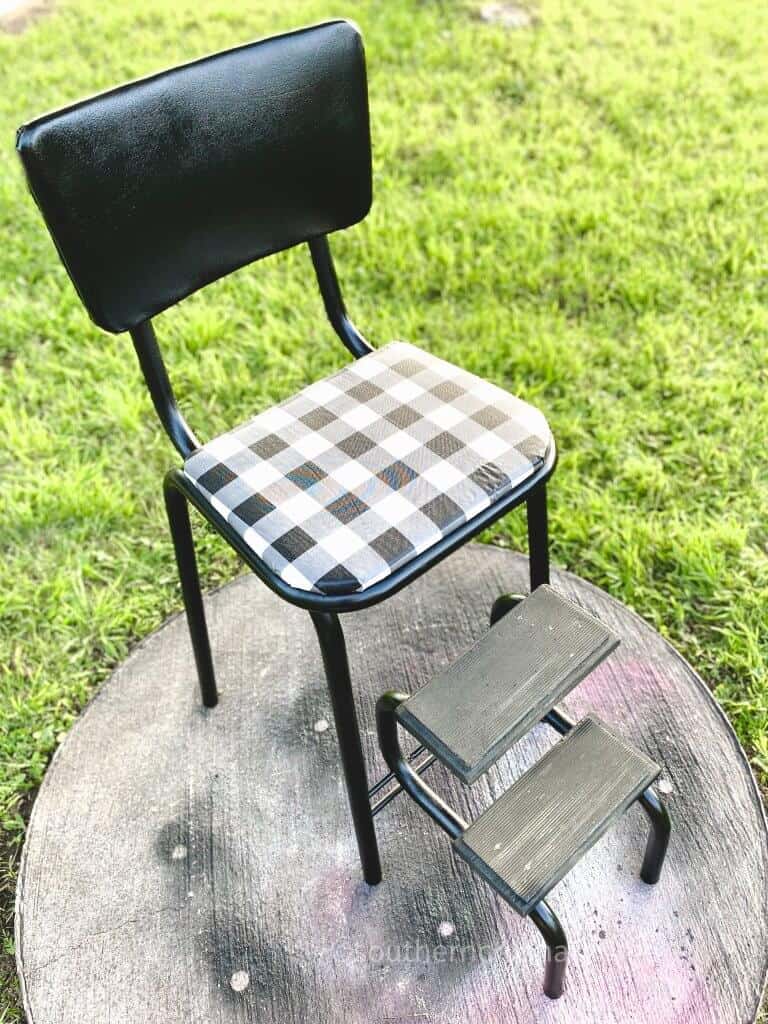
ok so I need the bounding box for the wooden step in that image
[396,585,618,784]
[453,716,660,915]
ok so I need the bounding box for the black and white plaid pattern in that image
[184,342,551,595]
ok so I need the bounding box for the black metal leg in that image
[489,593,525,627]
[526,484,550,591]
[543,705,574,735]
[310,611,383,886]
[491,484,549,623]
[529,900,568,999]
[163,480,218,708]
[376,691,467,839]
[638,786,671,884]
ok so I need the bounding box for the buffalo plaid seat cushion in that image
[184,342,552,595]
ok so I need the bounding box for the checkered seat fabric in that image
[184,342,552,596]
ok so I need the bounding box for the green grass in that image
[1,0,767,1018]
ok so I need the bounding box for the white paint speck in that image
[314,718,329,734]
[438,921,455,939]
[658,778,673,795]
[171,844,187,861]
[230,970,250,992]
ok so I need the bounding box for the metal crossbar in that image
[370,746,438,816]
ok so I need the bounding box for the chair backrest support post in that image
[130,321,200,459]
[308,236,373,359]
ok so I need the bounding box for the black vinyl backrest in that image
[16,20,372,333]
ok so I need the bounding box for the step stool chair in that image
[377,585,671,998]
[17,20,555,888]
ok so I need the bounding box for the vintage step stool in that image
[377,585,672,999]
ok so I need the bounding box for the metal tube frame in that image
[490,483,550,628]
[490,593,526,627]
[132,321,199,459]
[163,478,218,708]
[132,236,556,886]
[376,681,669,998]
[376,690,569,999]
[308,235,373,358]
[370,753,438,816]
[529,901,569,999]
[310,611,382,886]
[527,482,550,591]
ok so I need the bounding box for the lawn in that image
[1,0,767,1018]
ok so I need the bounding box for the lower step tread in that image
[453,716,660,915]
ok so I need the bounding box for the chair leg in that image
[491,484,550,624]
[310,611,383,886]
[529,900,568,999]
[526,483,550,591]
[163,481,218,708]
[638,786,671,885]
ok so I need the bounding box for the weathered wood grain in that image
[16,547,768,1023]
[397,583,619,783]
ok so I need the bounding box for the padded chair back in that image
[16,20,371,333]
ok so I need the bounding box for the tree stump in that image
[16,546,768,1023]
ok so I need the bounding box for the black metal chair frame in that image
[17,21,556,889]
[147,232,556,886]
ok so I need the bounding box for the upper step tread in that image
[453,716,660,915]
[396,585,619,784]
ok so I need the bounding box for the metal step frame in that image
[374,591,671,1000]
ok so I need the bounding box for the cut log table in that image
[16,546,768,1023]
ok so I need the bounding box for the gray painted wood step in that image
[396,584,618,783]
[453,715,661,915]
